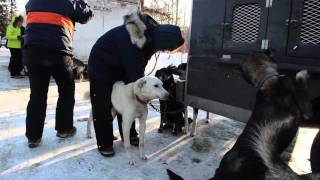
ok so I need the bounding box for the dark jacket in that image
[88,13,184,83]
[24,0,93,55]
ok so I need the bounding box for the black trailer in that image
[182,0,320,123]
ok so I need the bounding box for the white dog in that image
[86,76,169,165]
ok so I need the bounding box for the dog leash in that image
[148,102,185,114]
[149,102,160,112]
[146,52,160,76]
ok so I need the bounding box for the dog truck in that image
[178,0,320,168]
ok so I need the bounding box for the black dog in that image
[213,52,318,180]
[155,65,186,135]
[167,52,318,180]
[72,58,88,81]
[175,63,187,80]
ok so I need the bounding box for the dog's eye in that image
[154,85,159,88]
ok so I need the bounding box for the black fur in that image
[311,130,320,173]
[213,53,314,180]
[167,169,184,180]
[166,53,319,180]
[174,63,187,80]
[155,65,186,135]
[72,58,88,81]
[310,97,320,173]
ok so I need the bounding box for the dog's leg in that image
[159,101,164,133]
[206,112,210,123]
[190,108,199,137]
[122,115,135,165]
[86,110,93,138]
[79,74,84,82]
[159,112,164,133]
[183,107,189,134]
[139,114,148,160]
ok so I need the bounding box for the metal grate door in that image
[288,0,320,58]
[232,4,261,43]
[300,0,320,45]
[222,0,267,54]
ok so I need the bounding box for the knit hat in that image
[152,24,184,51]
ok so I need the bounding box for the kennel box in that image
[183,0,320,122]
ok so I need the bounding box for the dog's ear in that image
[178,63,187,71]
[168,65,181,75]
[155,70,160,77]
[137,79,147,89]
[172,69,182,76]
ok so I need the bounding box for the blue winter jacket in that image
[88,25,154,83]
[88,13,184,83]
[24,0,93,55]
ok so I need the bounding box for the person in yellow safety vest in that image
[6,16,25,78]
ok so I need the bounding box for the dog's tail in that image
[84,91,90,100]
[166,169,184,180]
[248,117,302,180]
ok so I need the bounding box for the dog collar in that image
[135,95,149,105]
[256,70,279,89]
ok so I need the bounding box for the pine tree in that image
[0,0,17,37]
[9,0,17,17]
[0,0,10,36]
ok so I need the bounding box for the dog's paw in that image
[128,160,135,166]
[141,155,148,161]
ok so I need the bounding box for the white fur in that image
[190,108,198,136]
[248,116,300,180]
[86,76,169,165]
[250,117,320,180]
[296,70,309,81]
[124,12,147,49]
[189,110,210,136]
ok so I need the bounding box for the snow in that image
[0,47,231,180]
[0,47,318,180]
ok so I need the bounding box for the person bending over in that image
[88,12,184,157]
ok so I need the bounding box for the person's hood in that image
[152,24,184,51]
[123,12,184,51]
[124,12,148,49]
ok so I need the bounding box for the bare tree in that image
[175,0,179,25]
[139,0,144,11]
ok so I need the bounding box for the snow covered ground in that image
[0,47,318,180]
